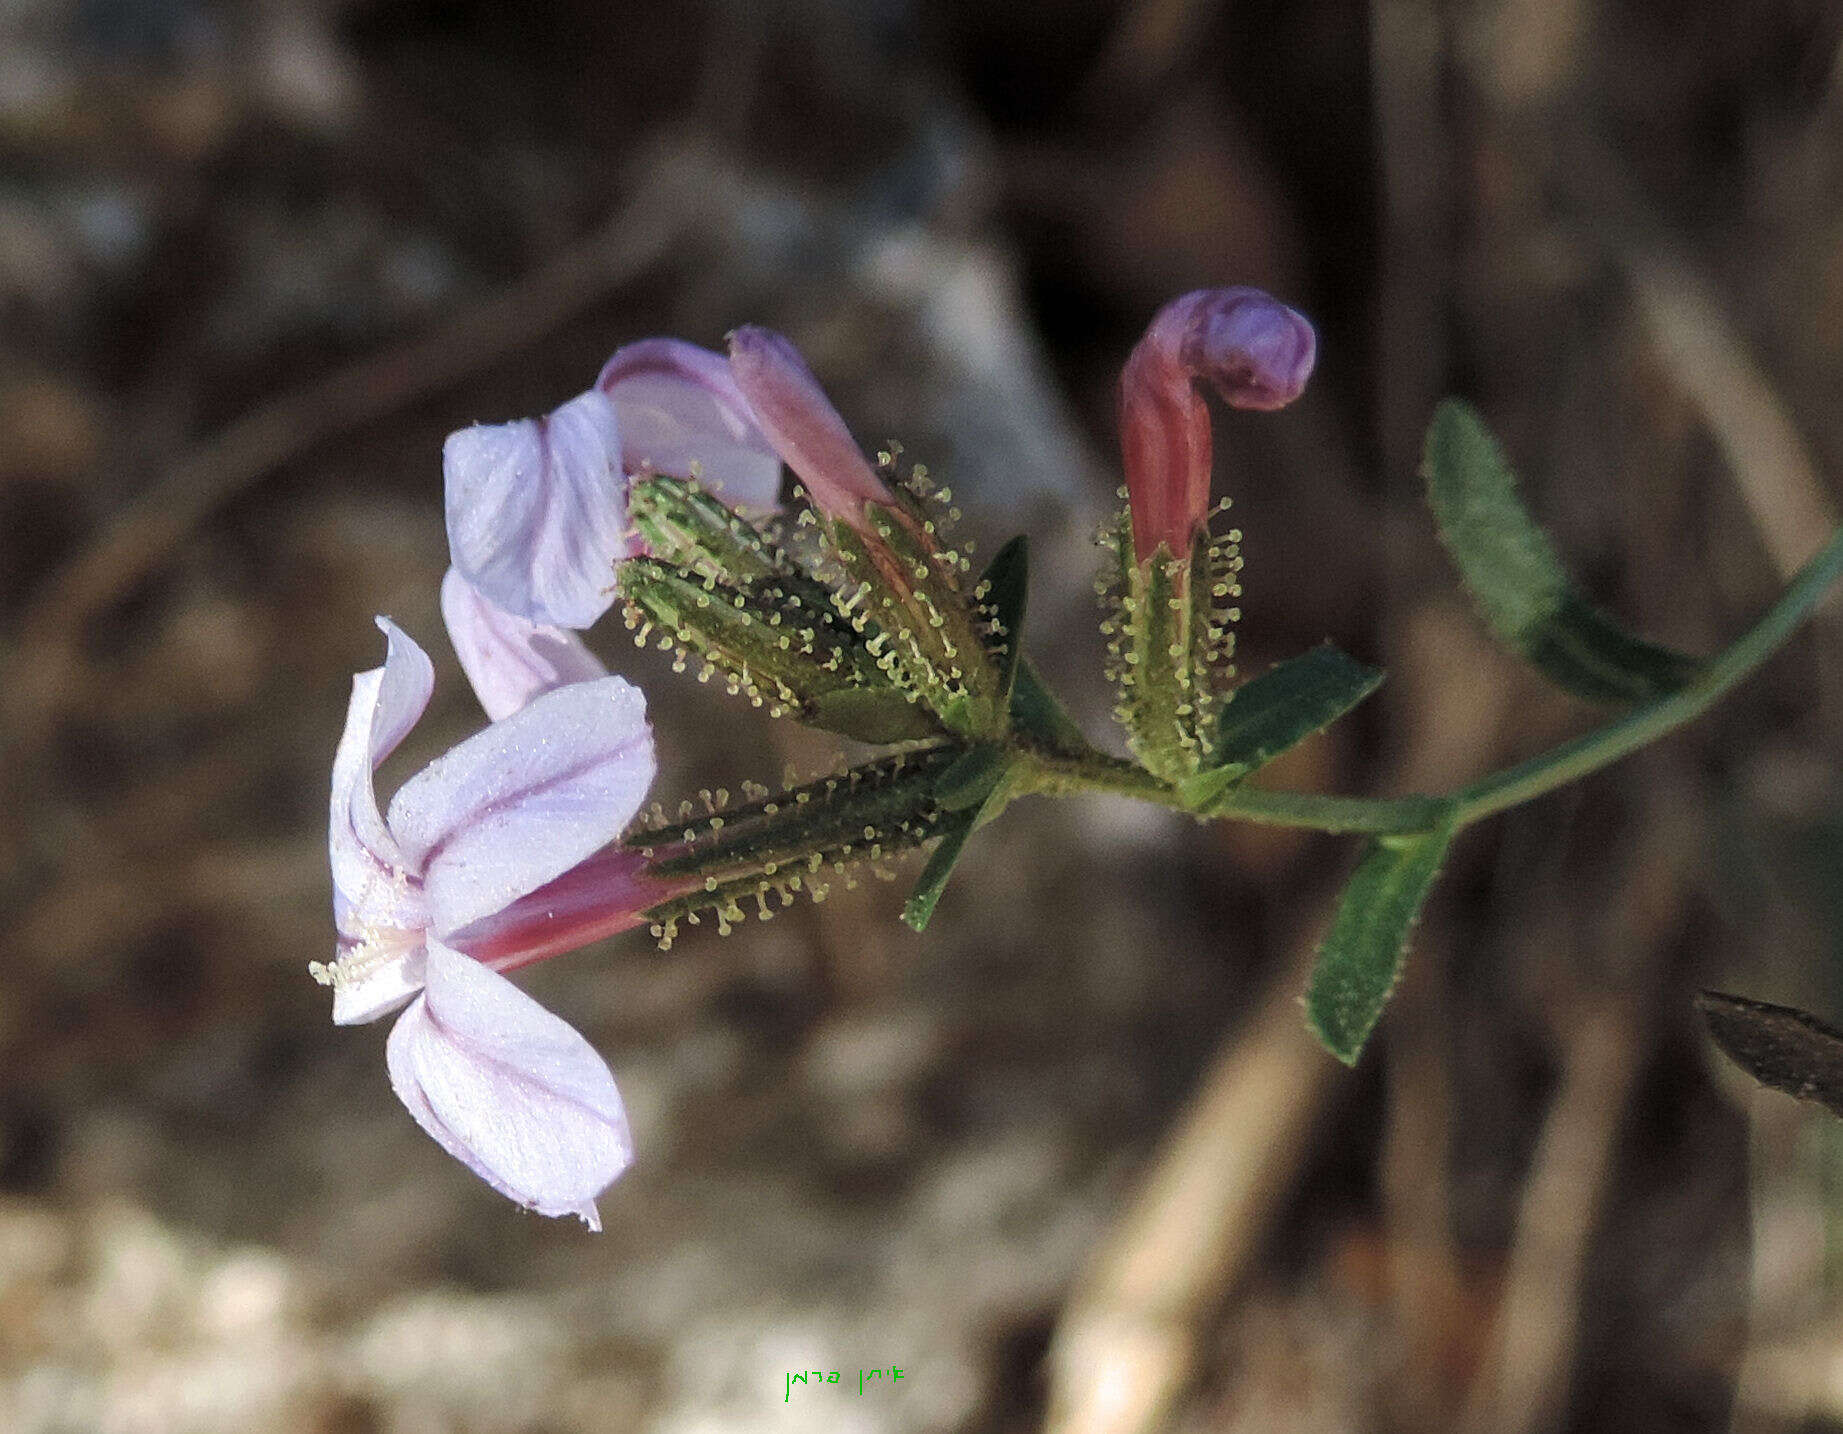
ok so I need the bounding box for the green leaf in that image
[1525,592,1704,707]
[933,744,1008,812]
[1697,991,1843,1119]
[1423,400,1700,704]
[1306,810,1457,1064]
[1206,644,1383,778]
[977,537,1030,702]
[902,814,975,932]
[1009,659,1093,757]
[902,766,1014,932]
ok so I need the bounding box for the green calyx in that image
[623,473,1029,744]
[618,557,939,742]
[826,504,1007,740]
[629,747,964,946]
[627,475,784,585]
[619,478,946,745]
[1104,509,1243,784]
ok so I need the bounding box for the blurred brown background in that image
[3,1,1843,1431]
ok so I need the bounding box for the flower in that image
[1118,287,1316,562]
[440,338,785,717]
[440,329,945,726]
[320,616,676,1225]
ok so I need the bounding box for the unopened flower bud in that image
[1118,287,1316,562]
[725,326,892,525]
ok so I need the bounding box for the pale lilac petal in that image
[443,388,632,630]
[328,618,434,935]
[441,567,609,721]
[597,338,783,512]
[385,940,632,1226]
[385,676,656,935]
[726,327,891,523]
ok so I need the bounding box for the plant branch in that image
[1452,521,1843,822]
[1019,523,1843,834]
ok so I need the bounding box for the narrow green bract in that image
[977,536,1030,705]
[1209,644,1383,777]
[902,770,1013,932]
[1008,659,1093,757]
[902,814,977,932]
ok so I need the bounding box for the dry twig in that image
[1456,779,1698,1434]
[1043,932,1340,1434]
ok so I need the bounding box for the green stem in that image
[1019,748,1449,833]
[1452,524,1843,823]
[1025,525,1843,834]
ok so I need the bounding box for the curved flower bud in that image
[726,326,892,526]
[387,939,633,1229]
[444,388,632,630]
[597,338,783,513]
[1118,287,1316,562]
[440,567,610,724]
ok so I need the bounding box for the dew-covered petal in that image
[597,338,783,513]
[328,618,434,935]
[386,676,656,935]
[443,388,632,630]
[385,940,632,1226]
[726,326,890,523]
[441,567,610,722]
